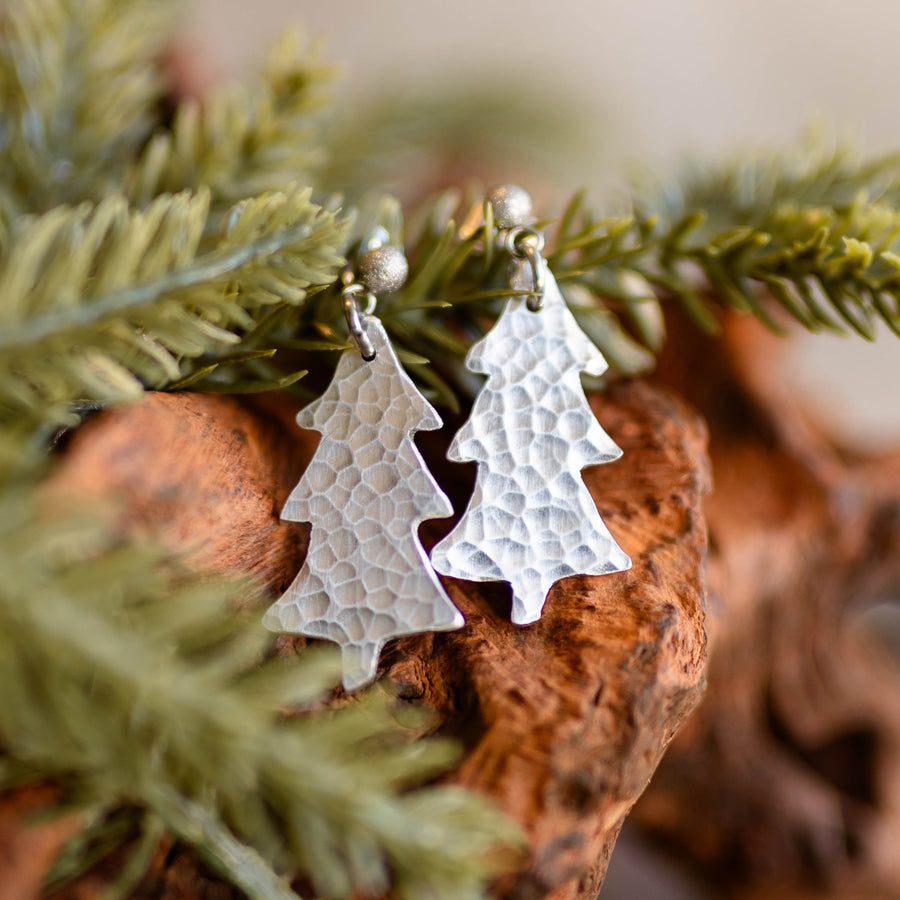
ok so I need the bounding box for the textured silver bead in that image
[357,246,408,294]
[488,184,533,229]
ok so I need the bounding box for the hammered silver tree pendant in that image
[263,317,464,691]
[430,260,631,625]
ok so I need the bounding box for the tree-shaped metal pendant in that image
[430,260,631,625]
[263,316,464,690]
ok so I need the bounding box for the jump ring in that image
[342,285,377,361]
[505,227,545,311]
[504,226,545,258]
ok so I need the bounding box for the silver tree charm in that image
[263,316,464,691]
[431,260,631,625]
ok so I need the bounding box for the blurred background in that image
[183,3,900,896]
[185,0,900,453]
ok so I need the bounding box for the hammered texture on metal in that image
[262,316,464,691]
[430,261,632,625]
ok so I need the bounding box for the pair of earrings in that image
[262,187,631,691]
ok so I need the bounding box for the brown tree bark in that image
[0,787,80,900]
[391,380,710,899]
[22,377,709,899]
[635,308,900,899]
[49,392,315,596]
[29,304,900,899]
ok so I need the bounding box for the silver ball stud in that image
[357,245,409,294]
[488,184,533,229]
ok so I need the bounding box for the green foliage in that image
[335,149,900,408]
[628,138,900,341]
[0,3,524,896]
[316,82,601,203]
[2,0,900,897]
[315,140,900,410]
[0,186,347,425]
[659,135,900,226]
[129,30,332,216]
[0,0,177,223]
[0,493,519,899]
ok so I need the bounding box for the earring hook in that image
[505,226,546,311]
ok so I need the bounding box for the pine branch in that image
[653,134,900,229]
[0,0,177,223]
[549,154,900,350]
[0,493,521,899]
[317,149,900,403]
[643,199,900,340]
[0,186,348,423]
[8,141,896,420]
[304,117,900,389]
[614,138,900,334]
[315,83,597,203]
[129,30,332,217]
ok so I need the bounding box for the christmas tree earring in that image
[263,245,464,691]
[430,186,632,625]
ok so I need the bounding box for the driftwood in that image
[0,787,80,900]
[17,378,710,899]
[634,309,900,898]
[17,305,900,900]
[50,392,315,596]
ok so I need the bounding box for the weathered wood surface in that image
[0,787,79,900]
[392,380,710,899]
[51,392,315,596]
[25,378,709,899]
[635,309,900,898]
[19,304,900,900]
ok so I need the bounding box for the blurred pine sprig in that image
[0,490,519,900]
[128,30,332,215]
[2,0,900,896]
[0,0,178,224]
[0,185,346,426]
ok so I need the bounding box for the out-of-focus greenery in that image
[2,1,899,896]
